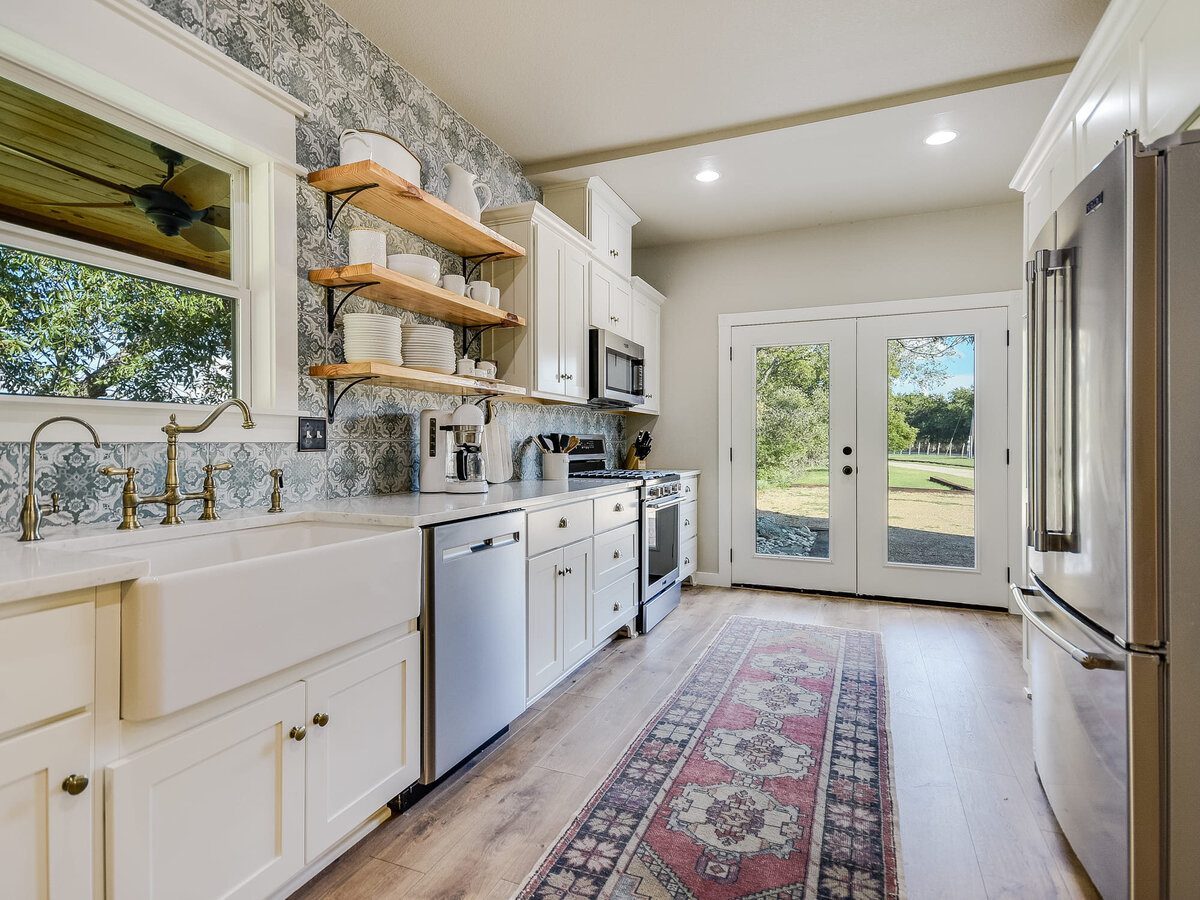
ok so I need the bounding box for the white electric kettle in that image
[443,163,492,221]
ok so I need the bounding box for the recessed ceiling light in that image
[695,169,720,182]
[924,130,958,146]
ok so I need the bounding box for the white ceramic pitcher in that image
[443,163,492,221]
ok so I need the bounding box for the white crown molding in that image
[96,0,311,121]
[1011,0,1144,190]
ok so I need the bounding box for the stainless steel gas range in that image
[569,437,683,632]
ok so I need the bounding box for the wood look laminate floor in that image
[289,586,1100,900]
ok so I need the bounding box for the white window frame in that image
[0,0,311,442]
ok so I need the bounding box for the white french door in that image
[731,307,1008,606]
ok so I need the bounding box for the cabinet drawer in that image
[680,500,698,542]
[593,489,639,533]
[0,599,94,735]
[594,522,639,589]
[680,476,698,502]
[681,536,698,581]
[594,570,638,643]
[527,500,593,557]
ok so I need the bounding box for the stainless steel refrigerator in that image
[1013,131,1200,899]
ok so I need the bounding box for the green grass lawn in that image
[762,461,974,492]
[888,453,976,469]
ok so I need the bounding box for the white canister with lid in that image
[348,227,386,267]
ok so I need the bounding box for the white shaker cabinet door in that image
[589,260,612,332]
[561,240,589,400]
[527,549,565,700]
[608,276,633,340]
[534,223,565,395]
[0,713,93,900]
[304,633,421,861]
[107,683,306,900]
[562,539,594,670]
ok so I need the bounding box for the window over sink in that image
[0,70,247,406]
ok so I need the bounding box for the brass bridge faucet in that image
[99,398,255,528]
[19,416,101,542]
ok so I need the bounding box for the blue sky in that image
[892,338,975,396]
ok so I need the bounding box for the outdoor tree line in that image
[756,335,973,488]
[0,246,234,404]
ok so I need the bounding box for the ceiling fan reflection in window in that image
[0,141,231,252]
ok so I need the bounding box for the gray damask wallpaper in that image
[0,0,628,533]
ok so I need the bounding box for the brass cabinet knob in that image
[558,517,568,528]
[312,712,329,727]
[289,725,307,742]
[62,774,89,795]
[613,549,621,559]
[614,503,623,512]
[612,602,620,612]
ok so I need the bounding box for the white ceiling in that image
[326,0,1106,246]
[327,0,1107,163]
[535,76,1068,247]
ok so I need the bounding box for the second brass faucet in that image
[100,398,255,527]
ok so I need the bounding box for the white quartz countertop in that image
[0,478,635,606]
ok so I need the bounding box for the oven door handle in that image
[645,496,682,511]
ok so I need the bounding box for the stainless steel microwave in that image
[588,329,644,408]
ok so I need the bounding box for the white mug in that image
[489,286,501,307]
[440,273,466,295]
[456,357,476,376]
[476,360,497,378]
[348,227,386,267]
[467,280,491,303]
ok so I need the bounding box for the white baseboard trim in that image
[692,570,729,587]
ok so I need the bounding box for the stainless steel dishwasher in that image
[420,510,526,784]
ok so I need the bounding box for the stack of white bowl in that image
[343,313,403,364]
[400,324,455,374]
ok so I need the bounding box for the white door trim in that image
[716,291,1024,609]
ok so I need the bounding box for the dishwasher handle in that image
[441,531,521,562]
[1009,583,1119,670]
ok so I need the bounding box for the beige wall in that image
[632,201,1024,578]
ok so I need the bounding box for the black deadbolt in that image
[842,465,854,475]
[842,446,853,455]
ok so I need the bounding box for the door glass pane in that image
[755,343,830,559]
[886,335,976,567]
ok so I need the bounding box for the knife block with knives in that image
[625,430,652,469]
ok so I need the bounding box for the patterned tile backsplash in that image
[0,0,634,534]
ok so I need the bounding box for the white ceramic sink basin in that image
[71,521,421,720]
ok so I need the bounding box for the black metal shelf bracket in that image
[325,282,380,332]
[326,376,377,422]
[462,322,501,360]
[462,251,503,283]
[324,184,379,239]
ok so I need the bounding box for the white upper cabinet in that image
[590,261,634,340]
[483,203,595,403]
[1012,0,1200,248]
[630,277,666,415]
[542,177,640,278]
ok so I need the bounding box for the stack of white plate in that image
[343,313,403,364]
[401,324,455,374]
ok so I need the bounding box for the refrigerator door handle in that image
[1010,583,1119,670]
[1027,249,1078,553]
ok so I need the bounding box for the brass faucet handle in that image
[44,492,60,515]
[204,461,234,475]
[268,468,284,514]
[98,465,138,479]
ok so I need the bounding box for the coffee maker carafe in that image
[441,403,488,493]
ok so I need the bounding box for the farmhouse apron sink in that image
[57,521,420,720]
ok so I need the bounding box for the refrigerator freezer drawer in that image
[1027,591,1162,900]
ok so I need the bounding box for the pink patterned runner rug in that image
[517,616,903,899]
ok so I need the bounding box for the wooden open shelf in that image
[308,161,526,260]
[310,264,525,328]
[310,361,527,397]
